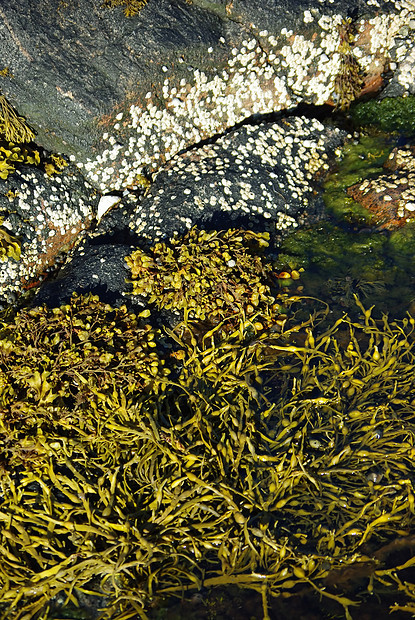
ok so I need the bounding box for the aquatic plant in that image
[351,95,415,135]
[0,144,40,180]
[0,94,35,144]
[102,0,149,17]
[44,153,68,177]
[333,18,364,111]
[2,235,415,618]
[126,227,280,328]
[0,223,21,262]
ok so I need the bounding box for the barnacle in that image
[102,0,149,17]
[333,18,364,111]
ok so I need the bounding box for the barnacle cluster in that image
[2,239,415,618]
[126,227,279,326]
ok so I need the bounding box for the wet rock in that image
[35,115,346,306]
[0,0,413,190]
[347,145,415,230]
[33,241,133,308]
[0,162,98,305]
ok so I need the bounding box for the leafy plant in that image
[0,143,40,179]
[126,227,281,328]
[0,223,20,261]
[1,238,415,619]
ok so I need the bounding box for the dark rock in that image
[34,241,134,308]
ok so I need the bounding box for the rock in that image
[0,160,98,305]
[35,114,346,306]
[0,0,413,190]
[347,145,415,230]
[33,241,134,308]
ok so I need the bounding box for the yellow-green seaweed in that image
[0,95,35,144]
[126,227,277,327]
[0,225,20,261]
[0,236,415,619]
[102,0,149,17]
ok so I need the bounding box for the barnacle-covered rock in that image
[0,158,98,306]
[35,115,345,307]
[0,0,413,190]
[125,115,346,243]
[347,145,415,230]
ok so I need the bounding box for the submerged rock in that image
[347,145,415,230]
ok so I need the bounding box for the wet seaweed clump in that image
[333,18,364,111]
[126,227,289,329]
[0,94,35,144]
[102,0,149,17]
[0,222,21,262]
[2,254,415,619]
[0,293,167,443]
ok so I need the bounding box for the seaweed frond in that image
[0,94,35,144]
[102,0,149,17]
[333,18,364,111]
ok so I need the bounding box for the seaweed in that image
[0,144,40,180]
[1,232,415,619]
[126,227,283,329]
[333,18,364,111]
[102,0,149,17]
[0,222,20,262]
[0,95,35,144]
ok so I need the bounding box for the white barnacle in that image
[96,195,121,222]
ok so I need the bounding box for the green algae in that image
[277,117,415,318]
[276,220,415,317]
[323,133,392,225]
[351,95,415,136]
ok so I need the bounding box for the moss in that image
[351,96,415,136]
